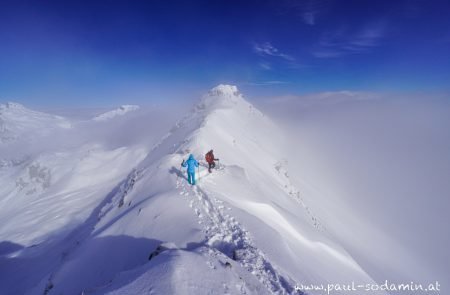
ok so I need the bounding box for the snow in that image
[0,86,425,294]
[0,144,148,245]
[93,105,140,121]
[0,101,71,144]
[207,84,241,98]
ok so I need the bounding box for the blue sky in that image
[0,0,449,106]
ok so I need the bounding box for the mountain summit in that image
[196,84,243,112]
[207,84,241,98]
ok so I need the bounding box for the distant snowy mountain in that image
[0,86,384,295]
[93,105,140,121]
[0,102,71,143]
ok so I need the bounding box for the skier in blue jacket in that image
[181,154,199,185]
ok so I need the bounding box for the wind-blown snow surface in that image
[1,86,385,295]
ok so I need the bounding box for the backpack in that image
[205,152,214,163]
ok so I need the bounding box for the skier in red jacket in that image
[205,150,219,173]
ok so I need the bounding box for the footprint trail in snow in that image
[176,170,303,295]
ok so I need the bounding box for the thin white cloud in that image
[350,24,385,47]
[263,80,289,85]
[313,21,387,58]
[312,50,343,58]
[244,80,290,86]
[302,11,317,25]
[281,0,329,26]
[259,62,272,70]
[253,42,295,61]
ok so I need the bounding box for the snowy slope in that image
[0,102,71,144]
[0,104,153,294]
[1,86,383,295]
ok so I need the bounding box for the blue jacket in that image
[182,154,199,173]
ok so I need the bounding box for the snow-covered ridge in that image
[93,105,140,121]
[0,101,70,125]
[111,84,379,294]
[0,101,71,143]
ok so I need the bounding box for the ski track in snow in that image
[176,170,303,295]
